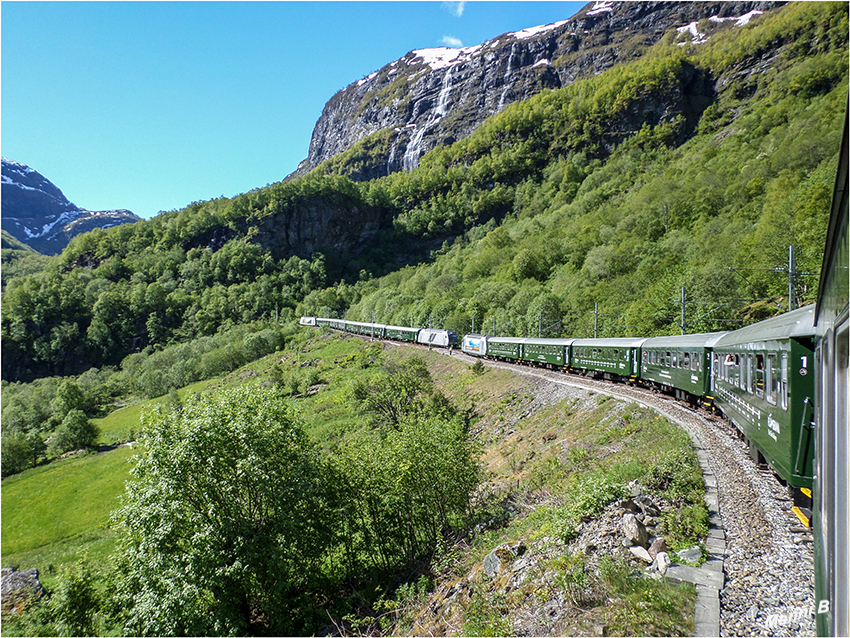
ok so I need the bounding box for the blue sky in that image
[2,1,586,219]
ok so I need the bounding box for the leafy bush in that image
[114,385,338,636]
[47,409,98,457]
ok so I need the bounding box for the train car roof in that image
[642,332,727,349]
[486,336,528,344]
[571,337,647,348]
[346,320,386,328]
[518,337,577,345]
[714,305,816,346]
[385,324,418,331]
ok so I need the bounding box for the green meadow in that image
[1,378,219,585]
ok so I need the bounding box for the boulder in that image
[628,545,653,563]
[648,537,667,559]
[634,495,661,517]
[483,541,526,578]
[622,513,649,548]
[617,498,639,512]
[654,552,672,576]
[676,545,703,564]
[1,567,45,615]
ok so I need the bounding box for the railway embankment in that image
[453,350,816,637]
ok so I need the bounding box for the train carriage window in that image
[613,349,619,361]
[746,355,753,394]
[672,352,678,368]
[754,354,765,397]
[766,354,778,405]
[683,352,690,369]
[665,352,672,367]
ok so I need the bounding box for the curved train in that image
[299,113,848,636]
[302,307,818,525]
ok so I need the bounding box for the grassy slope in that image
[2,330,702,635]
[1,378,219,584]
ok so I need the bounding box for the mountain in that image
[292,0,785,181]
[1,0,845,383]
[1,158,140,255]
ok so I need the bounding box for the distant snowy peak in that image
[1,157,75,208]
[1,158,139,255]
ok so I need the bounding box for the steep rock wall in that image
[292,0,784,181]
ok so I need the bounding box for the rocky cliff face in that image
[1,158,140,255]
[293,0,785,181]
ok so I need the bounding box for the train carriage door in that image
[711,353,718,391]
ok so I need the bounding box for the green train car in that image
[385,325,419,342]
[712,306,816,501]
[344,321,384,338]
[571,338,645,380]
[486,336,524,361]
[520,338,575,368]
[641,333,725,405]
[813,111,848,637]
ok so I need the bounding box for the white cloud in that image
[441,35,464,48]
[442,1,465,17]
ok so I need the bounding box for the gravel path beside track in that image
[449,352,816,637]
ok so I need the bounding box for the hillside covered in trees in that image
[1,2,846,416]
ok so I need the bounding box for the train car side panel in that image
[571,338,646,379]
[520,338,575,367]
[712,306,816,490]
[462,334,488,356]
[386,325,419,342]
[813,110,849,638]
[487,337,523,361]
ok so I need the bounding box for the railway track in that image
[449,351,817,637]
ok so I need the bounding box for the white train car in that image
[417,328,458,348]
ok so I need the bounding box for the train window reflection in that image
[766,354,778,405]
[746,355,754,394]
[755,354,765,397]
